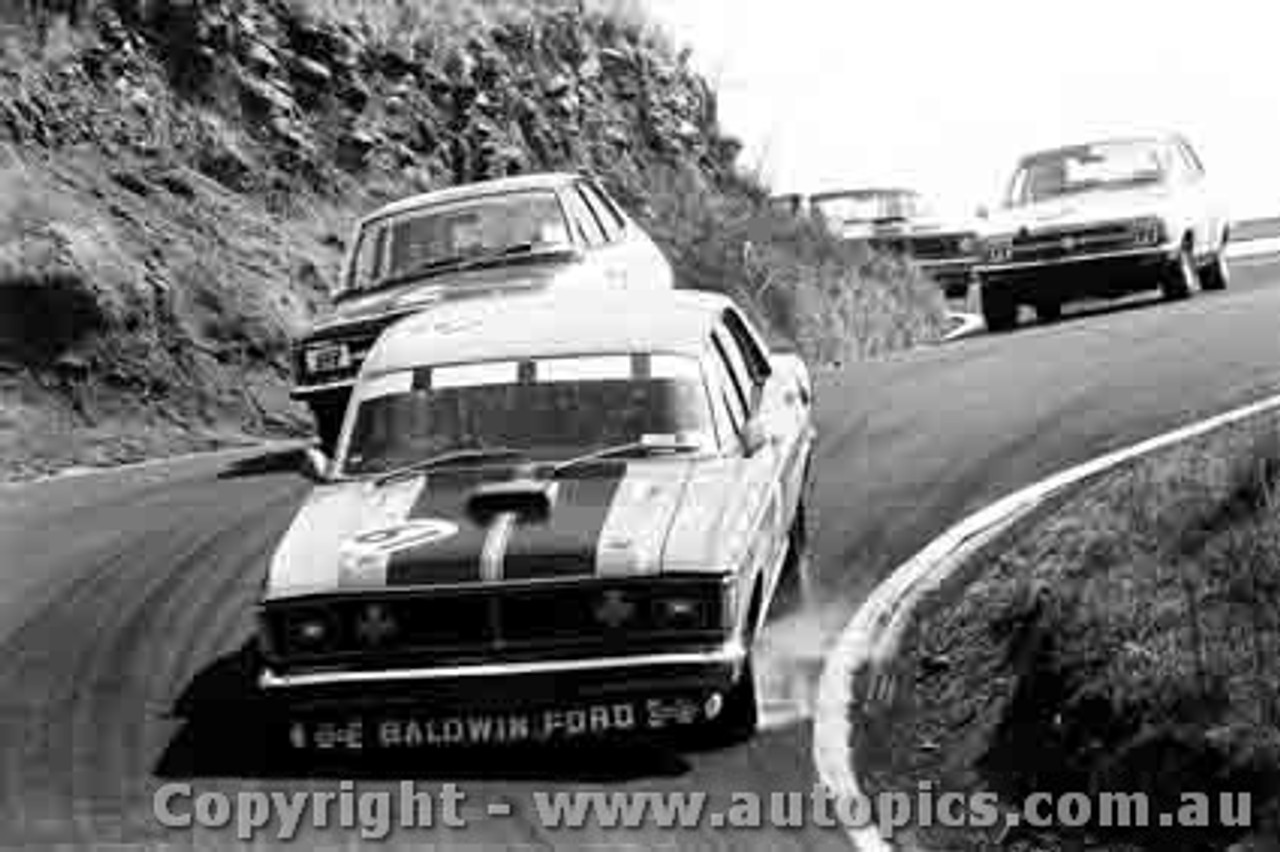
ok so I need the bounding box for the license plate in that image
[305,344,351,374]
[287,698,704,751]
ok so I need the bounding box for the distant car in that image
[257,290,816,751]
[809,188,978,298]
[291,172,674,450]
[974,134,1230,331]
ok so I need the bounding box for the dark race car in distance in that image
[258,289,816,751]
[291,172,674,451]
[809,187,978,298]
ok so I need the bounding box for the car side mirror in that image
[300,446,332,483]
[741,417,774,457]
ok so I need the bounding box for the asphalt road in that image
[2,257,1279,850]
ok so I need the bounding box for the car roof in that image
[809,187,919,202]
[1018,135,1180,162]
[364,289,735,374]
[360,172,583,225]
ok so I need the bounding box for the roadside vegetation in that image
[860,413,1280,851]
[0,0,946,479]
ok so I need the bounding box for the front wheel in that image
[1199,251,1229,291]
[703,655,758,746]
[980,284,1017,332]
[306,391,350,456]
[1161,244,1197,301]
[1033,299,1062,324]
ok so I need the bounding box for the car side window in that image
[722,309,772,384]
[1176,139,1205,179]
[705,343,745,439]
[559,187,607,247]
[712,329,755,415]
[580,183,627,240]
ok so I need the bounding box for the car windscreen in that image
[811,192,921,224]
[344,190,572,294]
[340,354,716,476]
[1007,141,1168,206]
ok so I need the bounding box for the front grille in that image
[266,579,728,671]
[1009,222,1140,263]
[870,234,973,261]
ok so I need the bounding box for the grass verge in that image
[858,411,1280,851]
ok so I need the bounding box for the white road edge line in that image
[812,391,1280,851]
[1226,235,1280,259]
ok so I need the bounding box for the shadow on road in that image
[215,446,311,480]
[154,643,694,783]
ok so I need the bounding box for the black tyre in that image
[1033,299,1062,323]
[981,284,1017,332]
[1161,243,1197,301]
[1199,252,1229,291]
[307,392,349,455]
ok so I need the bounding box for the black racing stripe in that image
[385,468,511,586]
[500,464,625,581]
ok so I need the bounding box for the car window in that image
[560,187,608,247]
[1007,141,1167,206]
[344,190,572,293]
[579,183,626,240]
[1174,138,1205,178]
[341,353,714,475]
[722,309,772,384]
[704,343,745,438]
[712,329,755,414]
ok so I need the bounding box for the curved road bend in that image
[1,259,1278,850]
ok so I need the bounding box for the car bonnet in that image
[263,457,717,600]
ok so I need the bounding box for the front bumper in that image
[260,640,746,709]
[258,642,747,749]
[975,245,1176,300]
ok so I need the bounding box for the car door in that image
[710,322,789,628]
[1169,137,1222,257]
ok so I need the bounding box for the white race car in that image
[974,134,1231,331]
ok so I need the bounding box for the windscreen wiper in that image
[552,440,704,478]
[374,447,527,487]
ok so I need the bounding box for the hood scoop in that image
[466,478,558,525]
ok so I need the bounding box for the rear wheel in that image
[1199,251,1229,291]
[1033,299,1062,323]
[980,284,1017,332]
[1161,243,1197,301]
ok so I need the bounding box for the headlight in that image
[653,596,708,630]
[958,235,977,255]
[282,608,337,653]
[1131,218,1166,247]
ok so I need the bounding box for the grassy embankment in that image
[860,412,1280,851]
[0,0,947,479]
